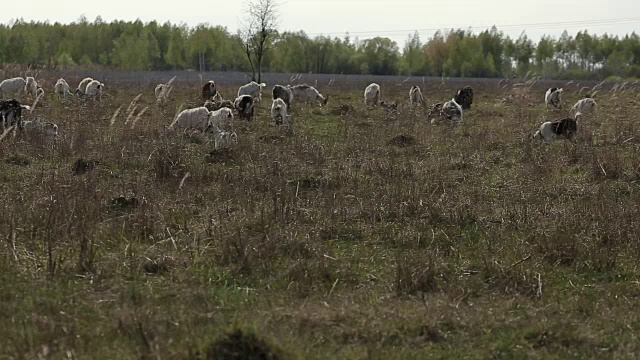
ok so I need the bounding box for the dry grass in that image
[1,77,640,359]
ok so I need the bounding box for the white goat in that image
[213,129,238,150]
[20,120,58,140]
[208,107,234,131]
[572,98,597,116]
[172,107,232,133]
[364,83,381,106]
[409,85,425,107]
[84,80,104,101]
[544,87,563,108]
[0,77,27,98]
[155,84,168,100]
[76,77,94,96]
[271,98,290,126]
[172,107,211,132]
[291,84,328,106]
[25,77,38,97]
[238,81,267,102]
[55,78,73,99]
[439,98,463,123]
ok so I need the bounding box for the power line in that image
[303,17,640,37]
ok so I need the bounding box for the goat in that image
[0,77,27,98]
[84,80,104,102]
[443,98,463,122]
[572,97,597,116]
[25,77,38,97]
[155,84,168,100]
[545,87,563,108]
[202,81,217,100]
[55,78,73,99]
[213,129,238,150]
[454,86,473,110]
[204,99,234,112]
[76,77,94,96]
[380,101,398,115]
[534,113,580,143]
[0,99,31,132]
[271,98,289,126]
[290,84,328,106]
[20,120,58,140]
[234,95,255,121]
[172,107,211,132]
[364,83,381,106]
[238,81,267,102]
[272,85,293,109]
[428,99,463,124]
[409,85,425,108]
[208,108,234,131]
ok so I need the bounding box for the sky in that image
[4,0,640,45]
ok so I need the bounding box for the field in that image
[2,75,640,359]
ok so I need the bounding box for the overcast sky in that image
[4,0,640,44]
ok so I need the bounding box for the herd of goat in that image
[0,74,600,148]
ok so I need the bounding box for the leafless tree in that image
[239,0,279,84]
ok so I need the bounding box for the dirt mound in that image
[109,196,139,211]
[388,134,416,147]
[206,328,287,360]
[72,158,98,175]
[206,149,236,164]
[6,154,30,166]
[258,134,285,144]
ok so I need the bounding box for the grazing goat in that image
[429,99,463,124]
[204,99,234,112]
[55,79,73,99]
[380,101,398,115]
[454,86,473,110]
[271,98,289,127]
[272,85,293,109]
[443,99,463,122]
[20,120,58,140]
[155,84,168,100]
[172,107,212,132]
[364,83,381,106]
[234,95,255,121]
[544,87,563,108]
[25,77,38,97]
[213,129,238,150]
[238,81,267,102]
[0,99,31,132]
[212,92,223,103]
[291,84,328,106]
[202,81,217,100]
[572,97,597,116]
[208,108,234,131]
[534,113,580,143]
[0,77,27,98]
[84,80,104,101]
[426,103,444,122]
[76,77,93,96]
[409,85,425,108]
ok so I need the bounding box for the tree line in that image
[1,16,640,81]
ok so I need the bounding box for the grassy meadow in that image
[1,77,640,359]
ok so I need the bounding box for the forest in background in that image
[2,16,640,81]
